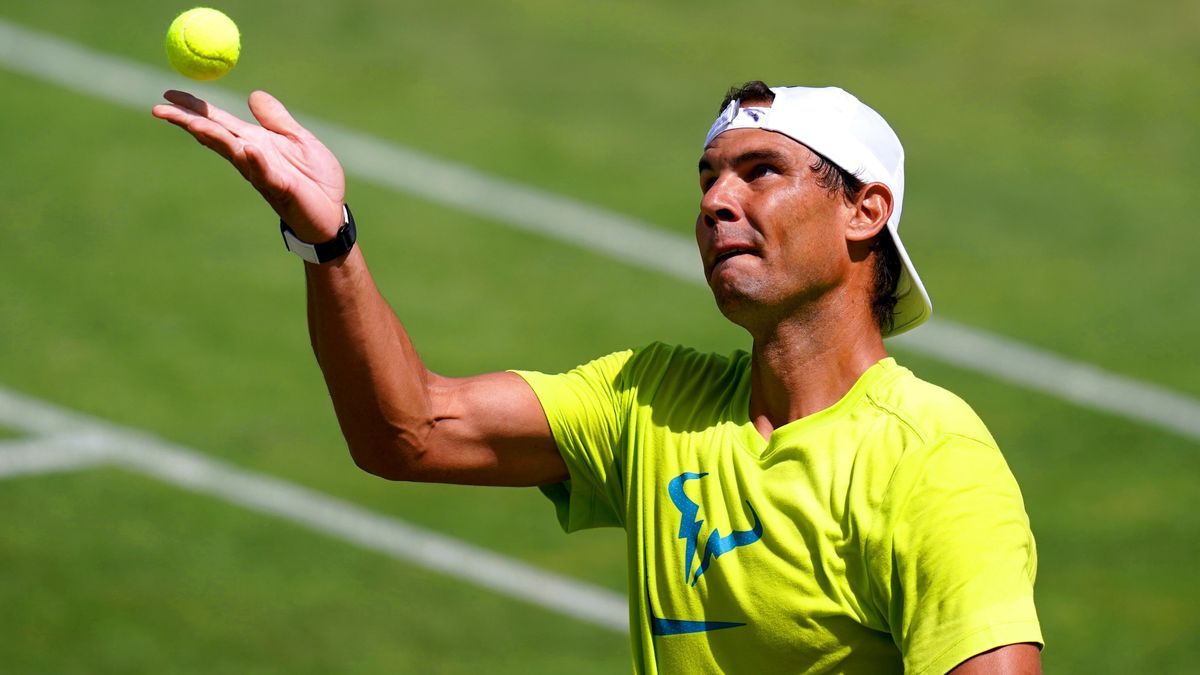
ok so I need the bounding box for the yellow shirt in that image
[516,343,1041,674]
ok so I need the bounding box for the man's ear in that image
[845,182,893,242]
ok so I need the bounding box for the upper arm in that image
[411,345,697,530]
[885,435,1043,673]
[378,370,568,487]
[364,347,632,533]
[949,643,1041,674]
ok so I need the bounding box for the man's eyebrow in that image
[698,148,791,174]
[733,148,791,167]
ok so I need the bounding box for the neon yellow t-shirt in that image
[515,343,1041,674]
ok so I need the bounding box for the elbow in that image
[348,445,403,480]
[345,422,435,482]
[347,439,420,481]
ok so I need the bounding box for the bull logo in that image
[668,472,763,586]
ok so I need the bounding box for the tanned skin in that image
[153,90,565,487]
[152,90,1040,673]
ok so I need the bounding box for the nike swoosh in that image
[651,617,746,636]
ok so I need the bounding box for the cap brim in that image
[883,223,932,338]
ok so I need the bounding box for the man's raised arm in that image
[152,90,566,487]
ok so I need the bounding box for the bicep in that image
[413,371,567,487]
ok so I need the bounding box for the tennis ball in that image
[164,8,240,81]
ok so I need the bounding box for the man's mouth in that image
[713,249,756,266]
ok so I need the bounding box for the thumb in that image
[247,90,309,138]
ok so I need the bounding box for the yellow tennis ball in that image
[164,8,240,81]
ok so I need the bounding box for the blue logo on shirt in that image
[668,472,763,586]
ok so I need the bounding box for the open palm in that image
[152,90,346,242]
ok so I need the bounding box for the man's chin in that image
[710,282,760,322]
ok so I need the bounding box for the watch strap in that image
[280,204,356,264]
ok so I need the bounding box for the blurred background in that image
[1,1,1197,672]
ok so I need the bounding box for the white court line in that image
[0,387,628,632]
[0,433,115,478]
[891,322,1200,440]
[0,19,1196,441]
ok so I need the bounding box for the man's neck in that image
[746,292,888,441]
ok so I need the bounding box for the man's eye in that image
[700,177,716,193]
[748,164,778,180]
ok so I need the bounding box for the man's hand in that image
[151,90,345,242]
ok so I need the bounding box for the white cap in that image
[704,86,932,337]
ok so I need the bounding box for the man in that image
[153,80,1042,673]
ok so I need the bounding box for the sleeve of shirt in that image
[510,348,636,533]
[884,433,1043,675]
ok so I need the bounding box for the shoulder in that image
[865,361,998,451]
[860,363,1021,518]
[623,342,749,389]
[514,343,747,408]
[861,367,1030,554]
[614,343,751,428]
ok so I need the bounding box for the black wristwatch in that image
[280,204,356,264]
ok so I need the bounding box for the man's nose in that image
[699,175,741,228]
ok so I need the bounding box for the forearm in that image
[304,245,435,477]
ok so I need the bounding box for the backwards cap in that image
[704,86,932,337]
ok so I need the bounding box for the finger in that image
[192,121,246,164]
[162,90,257,138]
[243,143,289,201]
[160,103,247,164]
[247,90,310,139]
[242,143,267,184]
[155,102,261,172]
[152,101,217,128]
[152,102,192,124]
[153,103,217,139]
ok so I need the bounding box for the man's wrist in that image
[280,204,356,264]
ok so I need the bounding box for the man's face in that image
[695,126,858,329]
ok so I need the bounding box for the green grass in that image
[0,0,1197,672]
[0,469,628,674]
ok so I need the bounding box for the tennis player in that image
[153,80,1042,673]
